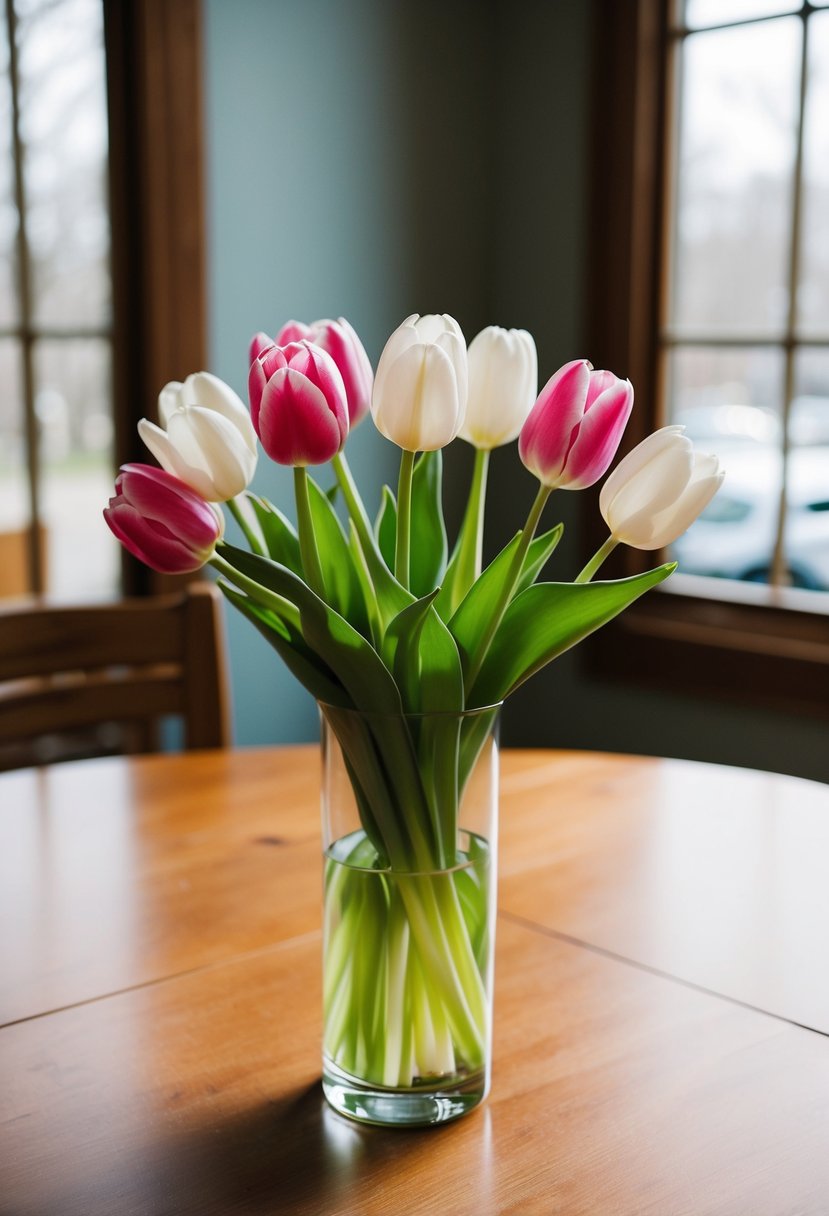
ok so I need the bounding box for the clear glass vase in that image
[319,701,501,1127]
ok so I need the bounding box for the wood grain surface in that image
[1,747,828,1214]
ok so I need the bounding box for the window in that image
[588,0,829,717]
[0,0,207,601]
[1,0,117,600]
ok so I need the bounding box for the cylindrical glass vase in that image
[319,702,500,1127]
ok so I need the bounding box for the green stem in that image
[395,449,416,589]
[575,535,619,583]
[294,466,325,597]
[332,452,374,556]
[227,496,265,556]
[465,481,551,692]
[210,551,301,631]
[452,447,490,602]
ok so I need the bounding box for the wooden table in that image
[2,748,829,1215]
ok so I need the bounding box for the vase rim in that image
[317,699,504,721]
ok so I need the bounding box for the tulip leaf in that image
[307,475,370,638]
[245,494,302,575]
[469,563,677,705]
[217,580,348,706]
[410,451,447,598]
[217,543,403,713]
[516,523,565,593]
[382,590,439,686]
[418,607,464,713]
[375,485,397,573]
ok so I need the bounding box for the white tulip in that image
[599,425,724,549]
[371,313,468,451]
[460,326,537,449]
[138,372,258,502]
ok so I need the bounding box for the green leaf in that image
[375,485,397,573]
[516,524,564,594]
[470,564,677,705]
[217,543,403,713]
[307,475,370,637]
[245,494,302,574]
[217,581,348,706]
[410,450,447,598]
[446,531,524,676]
[382,591,440,709]
[419,607,464,713]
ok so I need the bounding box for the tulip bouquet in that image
[105,312,722,1123]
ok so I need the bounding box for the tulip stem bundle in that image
[105,311,722,1107]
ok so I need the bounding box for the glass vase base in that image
[322,1057,487,1128]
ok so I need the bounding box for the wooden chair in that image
[0,583,231,771]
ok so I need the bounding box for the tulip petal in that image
[373,343,461,451]
[461,326,537,449]
[138,418,218,501]
[249,332,273,366]
[604,438,694,529]
[184,372,256,448]
[372,316,421,415]
[104,502,208,574]
[561,379,633,489]
[599,426,687,517]
[624,470,725,550]
[158,382,183,427]
[177,407,258,500]
[518,359,591,484]
[118,464,221,549]
[258,368,344,465]
[276,319,313,346]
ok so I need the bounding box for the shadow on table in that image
[162,1081,434,1215]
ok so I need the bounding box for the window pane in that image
[669,19,801,338]
[667,345,785,442]
[683,1,799,28]
[34,338,118,601]
[17,0,111,329]
[797,11,829,337]
[667,346,784,585]
[781,349,829,590]
[0,16,18,327]
[0,339,34,595]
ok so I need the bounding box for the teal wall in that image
[203,0,828,782]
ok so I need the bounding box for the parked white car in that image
[672,445,829,591]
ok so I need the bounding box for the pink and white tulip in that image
[371,313,468,452]
[138,372,257,502]
[255,317,374,428]
[599,425,724,549]
[248,340,349,466]
[104,463,223,574]
[460,326,537,450]
[518,359,634,490]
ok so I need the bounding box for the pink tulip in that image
[249,317,373,427]
[518,359,634,490]
[104,463,223,574]
[248,339,349,466]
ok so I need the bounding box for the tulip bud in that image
[138,372,258,502]
[248,339,349,466]
[272,317,373,427]
[371,313,468,452]
[104,463,223,574]
[599,425,724,550]
[519,359,634,490]
[460,326,538,450]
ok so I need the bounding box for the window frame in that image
[586,0,829,720]
[104,0,207,595]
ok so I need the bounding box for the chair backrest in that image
[0,582,231,770]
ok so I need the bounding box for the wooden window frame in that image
[104,0,206,595]
[586,0,829,720]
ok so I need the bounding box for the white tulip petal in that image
[158,382,184,427]
[185,372,257,449]
[372,318,422,417]
[636,471,726,550]
[373,343,460,451]
[138,417,218,500]
[599,425,687,518]
[183,406,258,499]
[461,326,537,448]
